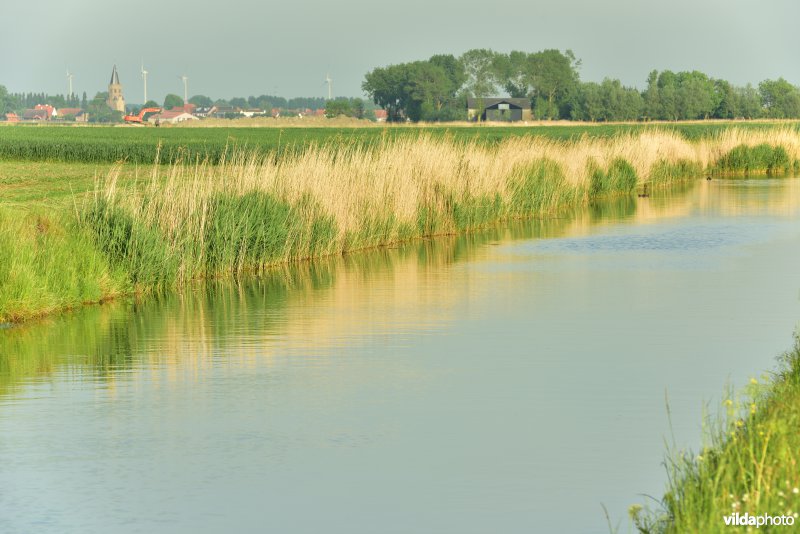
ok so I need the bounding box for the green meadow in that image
[2,121,799,164]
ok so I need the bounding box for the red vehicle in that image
[124,107,161,124]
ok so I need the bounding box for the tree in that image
[598,78,642,121]
[572,82,602,121]
[324,99,352,118]
[712,79,737,119]
[189,94,213,107]
[363,63,412,121]
[656,71,680,120]
[759,78,800,118]
[494,50,534,98]
[363,59,465,122]
[529,49,580,119]
[736,85,762,119]
[428,54,466,96]
[229,97,248,108]
[87,92,122,123]
[142,100,160,109]
[677,71,715,120]
[350,98,365,119]
[405,61,456,120]
[0,85,8,115]
[459,48,500,98]
[163,94,183,109]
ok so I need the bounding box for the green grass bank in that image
[631,335,800,533]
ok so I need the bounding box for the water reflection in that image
[1,178,799,533]
[2,178,799,397]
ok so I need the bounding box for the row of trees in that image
[572,72,800,121]
[362,49,800,122]
[184,94,377,113]
[0,87,86,115]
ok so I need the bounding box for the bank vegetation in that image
[2,128,800,322]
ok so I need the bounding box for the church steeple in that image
[110,65,120,85]
[106,65,125,113]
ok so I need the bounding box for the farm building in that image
[467,98,532,122]
[148,110,199,125]
[22,109,50,121]
[56,108,88,122]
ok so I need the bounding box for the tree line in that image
[184,94,377,116]
[362,49,800,122]
[0,88,85,115]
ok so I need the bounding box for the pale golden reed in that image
[100,127,799,242]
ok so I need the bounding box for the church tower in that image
[106,65,126,113]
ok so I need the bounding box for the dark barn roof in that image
[467,97,530,110]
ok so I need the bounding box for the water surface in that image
[2,178,800,533]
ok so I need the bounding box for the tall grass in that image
[3,127,800,321]
[86,133,689,288]
[0,207,127,322]
[631,336,800,533]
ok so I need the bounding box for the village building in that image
[209,105,239,118]
[106,65,125,113]
[240,109,265,118]
[148,110,199,125]
[22,108,50,121]
[467,97,531,122]
[34,104,56,119]
[56,108,88,122]
[169,103,197,115]
[4,112,20,123]
[193,107,214,118]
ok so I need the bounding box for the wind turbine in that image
[66,69,74,98]
[141,60,148,103]
[178,74,189,104]
[324,73,332,100]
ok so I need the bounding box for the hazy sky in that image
[2,0,798,104]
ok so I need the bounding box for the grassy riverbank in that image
[2,127,800,322]
[631,335,800,533]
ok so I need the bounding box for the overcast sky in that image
[2,0,798,104]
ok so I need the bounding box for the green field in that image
[2,122,799,164]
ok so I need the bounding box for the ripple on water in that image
[523,222,768,254]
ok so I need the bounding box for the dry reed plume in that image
[101,127,800,240]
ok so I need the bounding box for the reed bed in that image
[86,132,684,288]
[3,127,800,322]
